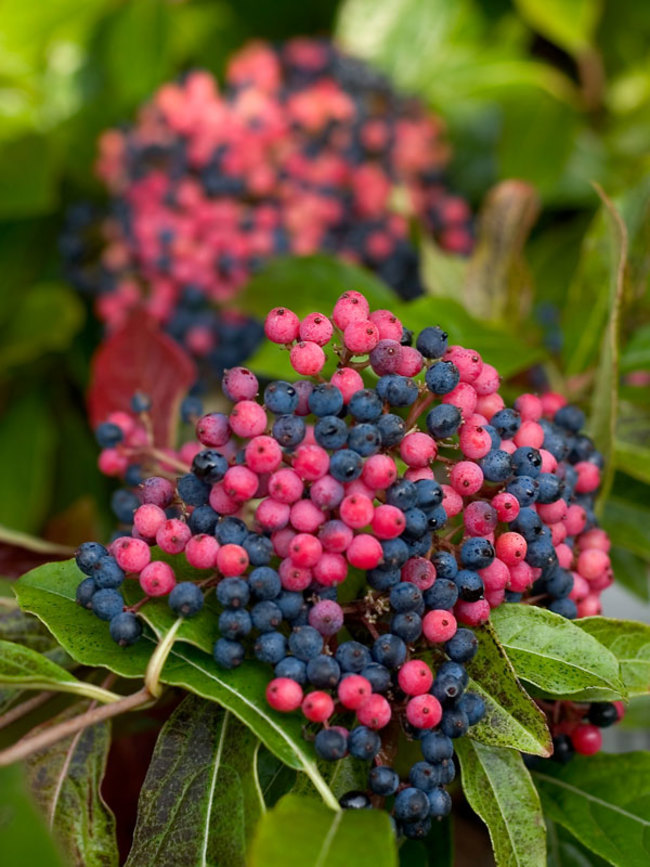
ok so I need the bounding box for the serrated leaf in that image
[461,623,552,756]
[491,604,625,699]
[248,794,397,867]
[455,739,546,867]
[533,753,650,867]
[24,705,118,867]
[126,695,262,867]
[576,617,650,697]
[0,765,65,866]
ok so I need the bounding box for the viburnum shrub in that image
[64,290,624,839]
[60,38,473,373]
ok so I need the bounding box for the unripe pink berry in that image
[540,392,567,418]
[571,724,602,756]
[310,475,345,510]
[344,319,380,353]
[577,593,602,617]
[491,492,520,522]
[476,393,504,421]
[256,498,291,531]
[245,435,282,474]
[570,573,589,601]
[514,421,544,449]
[293,380,313,416]
[449,461,484,496]
[369,309,403,341]
[398,660,433,696]
[369,339,403,375]
[485,587,505,608]
[290,499,326,533]
[396,346,423,377]
[500,438,516,454]
[338,675,372,710]
[140,477,175,508]
[313,552,348,586]
[574,461,601,493]
[229,401,267,438]
[346,534,383,569]
[299,312,333,346]
[289,533,323,568]
[140,561,176,596]
[332,291,370,330]
[537,499,568,524]
[269,468,304,504]
[222,367,259,401]
[266,677,303,712]
[302,691,334,722]
[156,519,191,554]
[209,482,240,516]
[196,413,230,447]
[265,308,300,344]
[185,534,220,569]
[405,694,441,729]
[401,557,436,590]
[479,558,509,592]
[292,444,330,480]
[577,548,610,581]
[514,393,543,422]
[539,449,558,473]
[508,561,533,592]
[577,528,610,552]
[455,598,490,626]
[423,609,457,643]
[279,558,312,591]
[459,423,492,459]
[216,544,249,577]
[495,532,527,565]
[473,362,500,396]
[319,520,353,553]
[223,465,260,501]
[330,367,364,402]
[308,600,344,635]
[564,504,587,536]
[114,537,151,573]
[356,694,392,729]
[133,504,166,538]
[464,501,498,537]
[361,454,397,490]
[441,381,478,416]
[340,494,374,529]
[405,467,435,482]
[290,341,326,375]
[444,346,483,383]
[400,432,437,468]
[555,542,573,569]
[98,448,128,476]
[441,484,463,517]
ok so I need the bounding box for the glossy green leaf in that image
[248,794,397,867]
[126,695,262,867]
[0,764,65,866]
[602,498,650,561]
[513,0,601,54]
[455,739,546,867]
[491,604,625,699]
[576,617,650,697]
[534,753,650,867]
[462,623,552,757]
[24,704,118,867]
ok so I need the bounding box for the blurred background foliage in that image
[0,0,648,604]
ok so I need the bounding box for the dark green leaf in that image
[292,754,370,800]
[0,391,56,534]
[613,440,650,486]
[603,498,650,561]
[399,818,453,867]
[0,135,60,216]
[546,819,610,867]
[491,604,625,699]
[24,704,118,867]
[534,752,650,867]
[513,0,601,54]
[257,746,297,808]
[607,547,650,602]
[461,623,552,756]
[248,794,397,867]
[575,617,650,697]
[0,764,65,866]
[126,695,262,867]
[455,738,546,867]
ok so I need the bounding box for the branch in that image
[0,691,55,731]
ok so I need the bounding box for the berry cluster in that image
[75,290,616,832]
[535,699,625,766]
[61,38,473,372]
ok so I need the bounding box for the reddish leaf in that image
[87,314,196,448]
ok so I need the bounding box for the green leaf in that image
[292,754,370,800]
[0,640,118,703]
[608,547,650,603]
[602,498,650,560]
[462,623,552,757]
[126,695,262,867]
[399,820,453,867]
[248,794,397,867]
[621,323,650,372]
[546,819,610,867]
[0,135,60,216]
[613,440,650,486]
[575,617,650,697]
[24,705,118,867]
[0,605,65,652]
[257,746,297,808]
[513,0,601,55]
[0,764,65,866]
[587,188,628,505]
[491,604,625,700]
[533,753,650,867]
[0,391,56,534]
[0,283,85,371]
[15,560,339,807]
[455,739,546,867]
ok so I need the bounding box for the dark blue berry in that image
[329,449,363,482]
[432,551,458,580]
[336,640,371,672]
[348,726,381,760]
[423,578,458,610]
[506,475,539,507]
[272,414,306,448]
[425,361,459,395]
[427,787,452,817]
[111,489,140,523]
[215,517,248,545]
[315,728,348,761]
[512,447,542,479]
[548,597,578,619]
[307,654,341,689]
[481,449,514,482]
[288,625,323,661]
[394,787,430,822]
[181,396,204,423]
[314,416,348,449]
[372,632,408,668]
[376,413,406,446]
[445,628,478,662]
[219,608,252,639]
[415,479,444,510]
[216,577,250,609]
[416,326,448,359]
[458,692,486,725]
[386,479,417,511]
[491,408,521,438]
[192,450,228,483]
[95,422,123,448]
[389,582,423,612]
[554,405,585,433]
[376,375,419,407]
[264,381,299,415]
[109,612,142,646]
[76,577,97,608]
[308,383,344,417]
[369,765,400,796]
[177,473,210,506]
[274,656,307,684]
[243,533,273,566]
[169,582,204,617]
[426,404,461,438]
[92,556,125,589]
[254,631,287,664]
[275,591,304,621]
[441,707,470,738]
[214,638,244,668]
[367,567,401,591]
[348,389,383,422]
[460,538,495,570]
[420,732,454,763]
[91,588,124,621]
[188,505,219,535]
[402,508,428,539]
[347,423,381,456]
[248,567,282,600]
[380,538,410,569]
[361,662,392,693]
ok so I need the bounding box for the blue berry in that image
[91,588,124,621]
[402,508,428,539]
[92,556,125,589]
[264,381,299,415]
[389,582,423,612]
[425,361,459,395]
[181,396,204,423]
[376,413,406,446]
[274,656,307,684]
[348,389,383,422]
[336,640,371,672]
[440,707,469,738]
[329,449,363,482]
[458,692,486,725]
[130,392,151,413]
[426,404,461,438]
[424,506,447,531]
[216,577,250,609]
[445,628,478,662]
[243,533,274,566]
[510,507,543,540]
[306,654,341,689]
[481,449,514,482]
[423,578,458,610]
[537,473,563,504]
[427,787,452,817]
[314,416,348,449]
[169,582,204,617]
[111,489,140,523]
[192,450,228,483]
[125,464,144,487]
[432,551,458,580]
[314,728,348,761]
[288,625,323,661]
[554,404,585,433]
[214,638,244,669]
[372,632,407,668]
[369,765,400,796]
[188,505,219,535]
[109,612,142,646]
[460,538,495,570]
[376,375,419,407]
[409,761,439,792]
[432,673,465,703]
[415,479,443,509]
[215,517,248,545]
[380,538,410,569]
[386,479,417,511]
[347,423,381,456]
[367,567,401,591]
[361,662,392,693]
[177,473,210,506]
[506,475,539,507]
[308,383,344,417]
[491,408,521,439]
[219,608,252,639]
[548,597,578,619]
[95,422,123,448]
[401,817,432,839]
[275,591,304,621]
[348,726,382,760]
[272,414,306,448]
[545,568,574,599]
[394,787,430,822]
[254,631,287,664]
[248,567,282,600]
[512,447,542,478]
[76,577,97,608]
[416,326,448,359]
[420,732,454,762]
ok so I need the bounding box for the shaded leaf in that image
[0,764,65,866]
[0,134,60,217]
[257,746,297,808]
[461,622,552,756]
[602,497,650,561]
[455,738,546,867]
[0,605,65,652]
[533,753,650,867]
[25,704,118,867]
[491,604,625,699]
[248,794,397,867]
[576,617,650,696]
[621,323,650,372]
[613,440,650,486]
[126,695,262,867]
[513,0,601,55]
[292,754,370,800]
[87,313,196,449]
[546,818,610,867]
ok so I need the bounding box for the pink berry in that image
[340,494,374,529]
[265,307,300,344]
[289,533,323,568]
[346,534,383,569]
[319,520,353,553]
[98,448,128,476]
[569,573,589,601]
[577,528,610,552]
[401,557,436,590]
[476,393,504,421]
[332,291,370,330]
[564,504,587,536]
[292,444,330,480]
[513,421,545,449]
[279,559,312,591]
[256,497,291,530]
[293,380,314,416]
[479,558,509,592]
[271,528,296,558]
[495,532,527,565]
[310,475,345,509]
[269,468,304,504]
[571,724,602,756]
[449,461,484,496]
[514,393,543,421]
[302,691,334,722]
[400,432,437,468]
[156,519,191,554]
[369,339,403,375]
[539,449,558,473]
[113,537,151,573]
[216,544,249,576]
[540,392,567,417]
[398,660,433,696]
[266,677,303,712]
[441,381,478,417]
[133,504,166,538]
[330,367,364,402]
[338,675,372,710]
[308,600,344,635]
[223,465,260,501]
[290,341,326,375]
[344,319,380,354]
[577,548,610,581]
[405,467,435,482]
[555,542,573,568]
[369,309,403,341]
[491,492,520,523]
[140,476,175,508]
[422,610,457,643]
[455,598,490,626]
[313,552,348,586]
[185,534,220,569]
[245,435,282,474]
[290,499,326,533]
[209,482,240,516]
[361,454,397,490]
[222,367,259,401]
[577,593,602,617]
[444,345,483,383]
[537,499,568,524]
[140,561,176,596]
[396,346,423,377]
[441,484,464,517]
[405,694,442,729]
[459,423,492,459]
[464,501,498,536]
[473,363,500,396]
[356,694,392,729]
[196,413,230,447]
[574,461,601,494]
[229,401,267,438]
[299,312,333,346]
[508,561,533,592]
